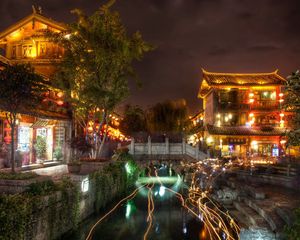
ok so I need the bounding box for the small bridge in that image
[127,137,208,172]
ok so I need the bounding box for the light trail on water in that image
[86,160,240,240]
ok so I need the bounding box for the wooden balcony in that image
[250,101,279,111]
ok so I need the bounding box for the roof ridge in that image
[0,11,66,39]
[202,68,279,76]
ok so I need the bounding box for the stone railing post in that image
[196,142,200,160]
[165,137,169,155]
[130,137,135,155]
[148,136,152,155]
[182,138,186,155]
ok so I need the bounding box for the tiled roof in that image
[202,69,285,86]
[206,124,285,136]
[198,69,286,98]
[20,108,70,120]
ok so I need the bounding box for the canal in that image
[64,166,210,240]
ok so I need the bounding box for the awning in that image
[31,120,55,128]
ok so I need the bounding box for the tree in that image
[284,70,300,147]
[119,105,147,136]
[146,99,189,135]
[52,1,152,158]
[0,64,48,173]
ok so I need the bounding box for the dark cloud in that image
[0,0,299,113]
[247,44,281,52]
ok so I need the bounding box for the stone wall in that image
[0,163,132,240]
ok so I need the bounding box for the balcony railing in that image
[218,102,249,111]
[218,101,279,111]
[250,101,279,110]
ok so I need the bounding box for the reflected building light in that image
[125,202,131,219]
[159,186,166,197]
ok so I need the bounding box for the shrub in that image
[0,172,38,180]
[26,180,57,196]
[34,136,47,159]
[285,207,300,240]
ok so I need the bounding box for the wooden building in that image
[0,8,71,167]
[198,69,292,163]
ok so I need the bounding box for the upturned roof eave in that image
[0,13,67,40]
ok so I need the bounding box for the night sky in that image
[1,0,300,114]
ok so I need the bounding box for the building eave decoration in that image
[206,124,285,136]
[198,68,286,98]
[0,12,66,41]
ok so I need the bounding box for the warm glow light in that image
[280,140,287,144]
[279,99,284,103]
[217,120,221,127]
[228,113,232,119]
[206,136,214,144]
[249,93,254,97]
[224,117,228,122]
[271,92,276,100]
[10,30,21,39]
[64,33,71,39]
[56,100,64,106]
[251,140,258,150]
[249,99,254,103]
[57,92,63,98]
[249,113,254,117]
[280,113,284,117]
[216,113,221,119]
[279,93,284,97]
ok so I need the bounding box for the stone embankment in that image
[213,173,300,239]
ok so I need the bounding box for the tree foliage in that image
[284,70,300,147]
[119,105,147,136]
[146,99,189,134]
[285,207,300,240]
[0,64,48,172]
[52,1,152,158]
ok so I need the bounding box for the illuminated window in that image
[37,128,47,137]
[12,46,16,58]
[55,127,65,145]
[40,42,46,56]
[18,126,30,152]
[22,44,33,58]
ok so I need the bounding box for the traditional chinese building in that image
[198,69,291,162]
[0,8,71,167]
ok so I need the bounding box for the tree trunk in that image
[10,123,15,173]
[97,126,108,158]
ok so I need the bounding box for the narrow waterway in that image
[64,172,210,239]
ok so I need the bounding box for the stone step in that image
[243,198,285,232]
[228,209,248,228]
[233,201,270,229]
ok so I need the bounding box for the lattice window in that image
[55,127,65,146]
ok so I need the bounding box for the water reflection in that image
[65,177,208,240]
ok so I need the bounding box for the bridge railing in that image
[128,137,207,160]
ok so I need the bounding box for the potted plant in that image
[34,136,47,164]
[53,141,63,161]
